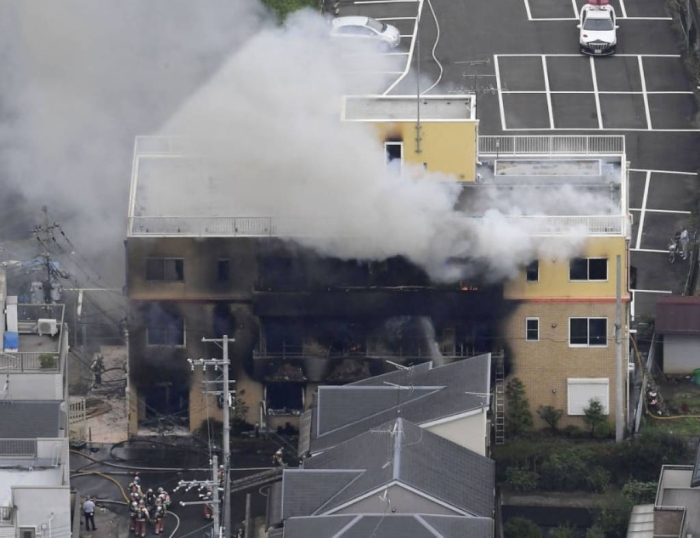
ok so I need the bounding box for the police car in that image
[578,0,619,56]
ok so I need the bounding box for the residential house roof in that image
[282,514,493,538]
[655,296,700,335]
[0,401,61,438]
[299,354,491,456]
[286,418,495,518]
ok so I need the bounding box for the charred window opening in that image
[526,260,539,282]
[146,307,185,346]
[570,258,608,281]
[217,259,230,282]
[146,258,184,282]
[266,382,304,414]
[385,141,403,164]
[213,303,236,339]
[144,382,188,420]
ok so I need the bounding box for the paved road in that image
[374,0,700,319]
[71,440,280,538]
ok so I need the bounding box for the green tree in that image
[590,497,633,538]
[504,517,542,538]
[621,480,659,504]
[537,405,563,432]
[506,378,533,437]
[583,398,608,437]
[505,467,539,492]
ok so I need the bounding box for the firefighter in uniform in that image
[157,488,171,512]
[153,498,166,535]
[135,500,149,538]
[129,500,139,533]
[91,353,105,387]
[144,488,157,511]
[272,448,285,467]
[202,489,214,520]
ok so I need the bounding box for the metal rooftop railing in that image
[128,214,629,238]
[478,135,625,156]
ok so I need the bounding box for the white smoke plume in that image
[160,9,621,283]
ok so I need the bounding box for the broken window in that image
[526,260,539,282]
[385,141,403,164]
[146,258,184,282]
[569,318,607,347]
[569,258,607,281]
[146,309,185,346]
[266,382,304,413]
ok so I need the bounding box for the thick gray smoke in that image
[0,0,268,284]
[161,9,620,283]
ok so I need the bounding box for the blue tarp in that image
[3,331,19,352]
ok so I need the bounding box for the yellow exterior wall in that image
[504,236,629,300]
[502,301,629,430]
[372,121,478,181]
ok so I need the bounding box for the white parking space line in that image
[637,56,653,130]
[542,56,555,129]
[500,90,694,95]
[590,57,603,130]
[619,0,628,18]
[375,16,417,20]
[503,127,700,131]
[529,16,671,20]
[571,0,579,19]
[523,0,533,20]
[382,0,424,95]
[630,169,697,175]
[633,208,692,214]
[497,53,681,57]
[399,34,413,38]
[635,171,650,250]
[494,55,507,132]
[630,248,669,254]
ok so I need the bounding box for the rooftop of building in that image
[299,355,491,456]
[128,135,627,238]
[341,95,476,122]
[655,296,700,336]
[0,467,64,509]
[0,401,63,439]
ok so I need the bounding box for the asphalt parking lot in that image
[402,0,700,318]
[333,0,424,94]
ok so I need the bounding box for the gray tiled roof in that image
[282,470,361,519]
[303,355,491,455]
[303,418,495,517]
[0,401,61,438]
[282,514,494,538]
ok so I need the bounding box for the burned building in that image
[126,97,631,436]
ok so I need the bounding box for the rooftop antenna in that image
[415,29,422,154]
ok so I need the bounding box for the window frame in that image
[145,257,185,282]
[525,317,539,342]
[569,257,608,282]
[385,141,404,169]
[526,260,539,282]
[146,317,186,347]
[568,317,608,348]
[567,378,610,416]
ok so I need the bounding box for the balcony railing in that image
[254,342,476,360]
[0,352,60,372]
[493,215,629,236]
[0,439,37,457]
[478,135,625,156]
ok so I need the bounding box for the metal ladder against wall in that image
[494,356,505,445]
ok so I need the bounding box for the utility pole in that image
[615,255,624,442]
[175,454,221,537]
[189,335,236,538]
[33,206,60,304]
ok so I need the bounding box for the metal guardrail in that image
[0,439,37,457]
[478,135,625,155]
[0,352,60,372]
[492,215,627,236]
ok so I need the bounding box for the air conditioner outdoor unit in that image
[37,319,59,337]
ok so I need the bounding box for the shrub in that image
[504,517,542,538]
[613,432,688,482]
[583,399,608,437]
[537,405,563,432]
[40,354,56,369]
[586,467,611,493]
[562,424,585,438]
[590,497,633,538]
[621,480,658,504]
[592,420,614,440]
[506,378,533,437]
[553,523,578,538]
[505,467,539,492]
[538,448,594,491]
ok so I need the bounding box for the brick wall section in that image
[502,301,629,430]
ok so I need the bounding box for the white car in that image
[578,2,618,56]
[330,16,401,49]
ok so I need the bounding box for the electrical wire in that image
[420,0,443,95]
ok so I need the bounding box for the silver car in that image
[330,16,401,49]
